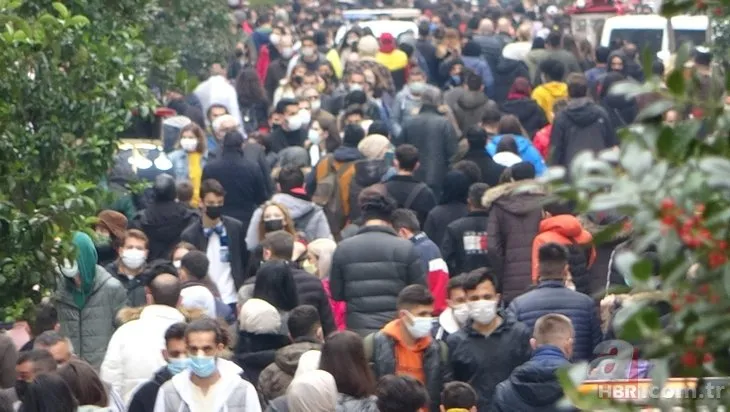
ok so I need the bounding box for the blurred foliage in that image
[552,12,730,411]
[146,0,238,86]
[248,0,288,9]
[0,0,157,321]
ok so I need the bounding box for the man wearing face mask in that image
[101,273,185,403]
[446,268,531,411]
[104,229,149,307]
[390,68,438,137]
[55,232,127,370]
[154,318,261,412]
[181,179,248,314]
[3,350,56,406]
[433,275,469,342]
[508,243,601,363]
[491,314,575,412]
[268,98,307,153]
[364,285,452,412]
[286,35,326,76]
[127,323,188,412]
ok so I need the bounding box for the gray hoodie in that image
[246,193,333,250]
[390,84,440,137]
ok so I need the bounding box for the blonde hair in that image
[257,201,297,242]
[307,239,337,278]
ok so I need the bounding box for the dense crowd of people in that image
[0,0,721,411]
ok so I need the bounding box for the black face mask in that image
[205,206,223,220]
[234,49,244,57]
[15,380,28,400]
[264,219,284,232]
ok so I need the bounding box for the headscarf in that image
[357,134,391,160]
[507,77,532,100]
[69,232,99,309]
[287,370,337,412]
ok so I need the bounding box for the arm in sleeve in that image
[0,336,17,388]
[258,151,274,199]
[549,116,566,167]
[100,330,124,395]
[603,111,619,148]
[487,210,504,278]
[329,249,345,301]
[390,95,404,138]
[111,285,127,328]
[482,64,495,99]
[443,122,458,165]
[317,284,337,336]
[416,189,438,227]
[440,227,457,275]
[312,210,333,240]
[525,142,547,176]
[406,246,427,286]
[246,208,263,251]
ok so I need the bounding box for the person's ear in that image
[394,159,401,169]
[530,337,537,350]
[162,349,170,363]
[217,343,225,352]
[53,323,61,332]
[414,161,420,171]
[470,407,478,412]
[263,248,272,261]
[315,326,324,342]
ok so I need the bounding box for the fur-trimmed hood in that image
[116,305,206,325]
[482,180,546,213]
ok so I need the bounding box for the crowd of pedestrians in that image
[0,0,719,411]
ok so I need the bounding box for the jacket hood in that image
[563,98,604,127]
[382,319,432,352]
[508,346,569,407]
[500,98,541,120]
[116,305,205,325]
[482,180,545,214]
[136,201,194,239]
[539,215,593,244]
[271,193,317,220]
[457,90,489,111]
[274,340,322,375]
[72,232,98,295]
[333,146,363,162]
[492,151,523,168]
[337,394,379,412]
[539,82,568,99]
[607,50,628,76]
[495,57,525,75]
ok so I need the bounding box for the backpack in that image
[311,155,356,236]
[363,332,449,367]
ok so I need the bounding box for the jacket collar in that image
[139,305,186,323]
[467,210,489,217]
[532,345,568,361]
[537,280,567,289]
[356,224,398,237]
[465,309,513,337]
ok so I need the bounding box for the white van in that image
[599,15,709,60]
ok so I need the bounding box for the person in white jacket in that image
[100,273,186,403]
[194,64,245,135]
[154,318,261,412]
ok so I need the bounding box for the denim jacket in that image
[167,149,208,181]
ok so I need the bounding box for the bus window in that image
[609,28,662,53]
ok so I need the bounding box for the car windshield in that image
[609,29,662,53]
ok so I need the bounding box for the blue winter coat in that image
[507,280,602,362]
[486,134,547,176]
[491,345,577,412]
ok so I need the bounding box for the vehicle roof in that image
[342,8,421,21]
[602,14,708,29]
[334,20,419,45]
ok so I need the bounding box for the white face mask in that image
[349,83,363,92]
[308,129,321,145]
[287,114,303,130]
[299,110,311,126]
[270,33,282,46]
[468,300,498,325]
[311,99,321,111]
[180,138,198,152]
[452,303,470,325]
[281,47,294,59]
[405,313,434,339]
[173,260,182,269]
[301,46,316,58]
[57,259,79,279]
[121,249,146,270]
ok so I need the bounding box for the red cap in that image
[379,32,395,45]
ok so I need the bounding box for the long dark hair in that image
[57,360,109,407]
[21,374,77,412]
[236,68,269,107]
[253,260,299,311]
[319,331,376,398]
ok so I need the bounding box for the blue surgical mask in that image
[167,358,190,375]
[451,74,462,85]
[189,356,216,378]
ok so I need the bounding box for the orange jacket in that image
[381,319,432,385]
[531,215,596,283]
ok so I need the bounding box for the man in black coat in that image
[447,269,532,411]
[127,323,187,412]
[330,190,426,336]
[396,88,458,200]
[461,125,505,187]
[202,131,269,234]
[180,179,249,308]
[550,74,618,170]
[441,183,491,276]
[130,174,196,261]
[508,243,602,362]
[384,144,437,227]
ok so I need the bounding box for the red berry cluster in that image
[680,335,714,368]
[660,198,728,269]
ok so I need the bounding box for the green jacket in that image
[55,266,127,370]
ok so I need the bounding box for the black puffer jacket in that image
[550,98,618,169]
[129,201,196,261]
[447,311,532,411]
[500,98,549,138]
[397,106,459,197]
[290,268,337,335]
[483,181,545,304]
[491,345,576,412]
[492,58,530,104]
[329,225,426,336]
[441,210,491,276]
[423,171,471,247]
[127,366,173,412]
[369,330,453,412]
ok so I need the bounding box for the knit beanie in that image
[358,134,391,160]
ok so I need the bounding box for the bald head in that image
[478,19,494,35]
[497,18,512,35]
[148,273,181,307]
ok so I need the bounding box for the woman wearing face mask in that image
[245,201,297,251]
[339,28,362,65]
[274,63,306,106]
[168,123,207,207]
[305,120,341,166]
[305,239,345,330]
